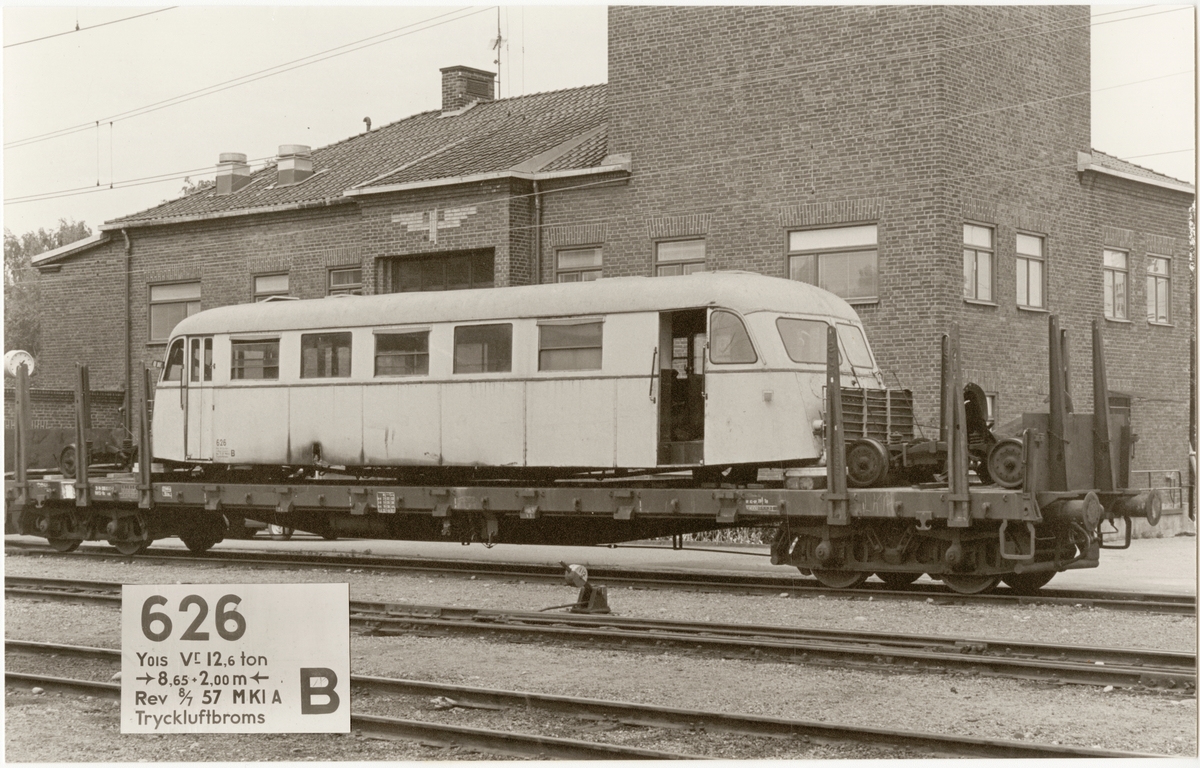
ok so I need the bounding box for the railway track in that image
[7,539,1196,615]
[8,575,1194,692]
[4,640,1163,759]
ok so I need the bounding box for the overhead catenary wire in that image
[6,64,1191,210]
[3,7,178,49]
[4,3,1181,154]
[4,6,495,150]
[3,7,1191,221]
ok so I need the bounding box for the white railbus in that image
[152,272,886,480]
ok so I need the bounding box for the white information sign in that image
[121,583,350,734]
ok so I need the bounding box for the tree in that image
[4,218,92,358]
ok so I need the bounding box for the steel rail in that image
[2,665,698,760]
[7,576,1194,690]
[4,641,1163,759]
[7,540,1195,615]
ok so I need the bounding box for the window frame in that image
[252,273,290,303]
[787,223,879,304]
[453,323,513,374]
[654,239,706,277]
[1146,254,1172,325]
[708,310,757,365]
[328,267,363,296]
[555,247,603,283]
[373,328,430,377]
[300,331,353,379]
[963,223,995,304]
[537,318,604,371]
[1103,248,1130,321]
[1014,232,1046,310]
[148,281,201,343]
[230,338,280,381]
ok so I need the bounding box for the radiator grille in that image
[840,387,915,443]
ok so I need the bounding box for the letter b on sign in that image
[300,668,340,715]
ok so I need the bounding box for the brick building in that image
[17,7,1194,522]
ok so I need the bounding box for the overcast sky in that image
[2,4,1194,238]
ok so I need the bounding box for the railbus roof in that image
[170,271,861,337]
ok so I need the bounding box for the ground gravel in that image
[5,549,1197,760]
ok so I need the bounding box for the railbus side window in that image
[776,318,827,363]
[301,332,352,378]
[162,339,185,382]
[454,324,512,374]
[538,320,602,371]
[231,339,280,380]
[836,324,874,369]
[709,311,756,364]
[375,331,430,376]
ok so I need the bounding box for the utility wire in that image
[4,4,1179,153]
[3,7,177,49]
[4,6,493,150]
[4,65,1192,208]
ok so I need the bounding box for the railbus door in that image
[184,336,214,461]
[657,310,706,465]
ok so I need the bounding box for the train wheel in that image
[1001,571,1056,594]
[987,438,1025,489]
[812,570,869,589]
[875,571,920,587]
[47,538,81,553]
[941,574,1000,594]
[845,439,890,488]
[110,540,152,556]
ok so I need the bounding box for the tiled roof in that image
[1086,149,1195,192]
[105,84,609,228]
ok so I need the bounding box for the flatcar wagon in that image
[151,272,887,482]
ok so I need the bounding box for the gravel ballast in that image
[5,549,1196,760]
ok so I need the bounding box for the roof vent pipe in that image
[215,152,251,195]
[277,145,313,185]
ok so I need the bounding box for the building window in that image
[655,239,706,276]
[253,273,289,302]
[1015,234,1045,309]
[328,267,363,296]
[709,310,757,364]
[963,224,994,302]
[301,332,352,378]
[384,249,494,293]
[1146,255,1171,324]
[454,324,512,374]
[788,224,878,303]
[375,331,429,376]
[985,393,997,424]
[556,247,603,282]
[149,282,201,342]
[231,339,279,380]
[538,319,603,371]
[1103,249,1128,320]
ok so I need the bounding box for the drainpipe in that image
[122,229,132,435]
[533,180,543,284]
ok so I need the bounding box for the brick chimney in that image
[277,144,313,185]
[440,66,495,112]
[215,152,251,195]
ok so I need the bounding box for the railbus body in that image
[151,272,886,480]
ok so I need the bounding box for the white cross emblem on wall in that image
[392,206,477,244]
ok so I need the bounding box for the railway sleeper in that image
[769,518,1095,594]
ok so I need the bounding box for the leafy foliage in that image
[4,218,92,358]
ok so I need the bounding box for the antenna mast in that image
[492,9,504,98]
